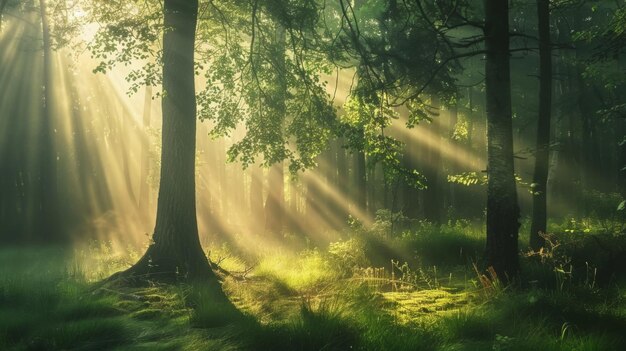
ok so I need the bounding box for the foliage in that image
[87,0,162,79]
[448,171,487,186]
[85,0,340,173]
[327,237,369,275]
[367,209,410,237]
[524,230,626,288]
[342,92,427,188]
[196,1,339,172]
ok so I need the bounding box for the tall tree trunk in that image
[484,0,520,280]
[115,0,217,283]
[530,0,552,250]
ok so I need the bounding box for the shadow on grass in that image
[3,240,626,351]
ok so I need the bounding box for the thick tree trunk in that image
[484,0,520,280]
[116,0,216,283]
[530,0,552,250]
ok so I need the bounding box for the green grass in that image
[0,247,237,350]
[2,220,626,350]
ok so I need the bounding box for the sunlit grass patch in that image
[254,248,340,291]
[206,242,250,274]
[224,219,626,350]
[382,289,474,323]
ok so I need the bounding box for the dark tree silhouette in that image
[113,0,219,283]
[530,0,552,250]
[484,0,520,280]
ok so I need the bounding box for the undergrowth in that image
[2,215,626,350]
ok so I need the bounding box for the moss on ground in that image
[2,223,626,351]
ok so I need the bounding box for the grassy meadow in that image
[2,216,626,350]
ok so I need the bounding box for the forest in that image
[1,0,625,350]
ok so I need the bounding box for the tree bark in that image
[484,0,520,280]
[530,0,552,250]
[114,0,216,283]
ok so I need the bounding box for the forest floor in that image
[2,219,626,350]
